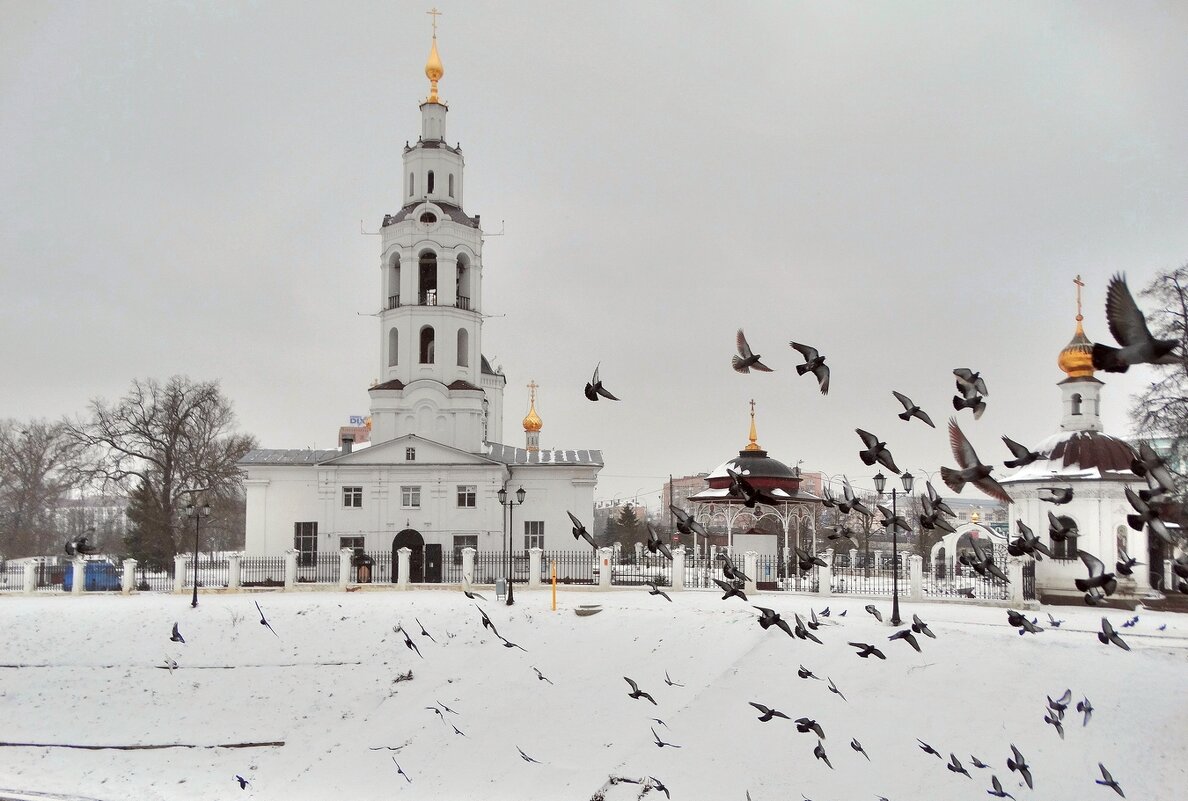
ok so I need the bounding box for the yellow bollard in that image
[551,560,557,611]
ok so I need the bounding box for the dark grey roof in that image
[383,201,478,229]
[481,355,497,375]
[485,443,603,467]
[239,449,340,466]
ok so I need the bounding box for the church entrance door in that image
[424,543,443,583]
[393,529,425,583]
[1148,535,1167,590]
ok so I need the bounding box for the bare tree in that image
[0,419,83,557]
[66,376,256,562]
[1128,263,1188,499]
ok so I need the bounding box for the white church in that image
[239,30,603,580]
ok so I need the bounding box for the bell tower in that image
[369,12,504,452]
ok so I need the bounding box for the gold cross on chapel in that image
[1074,274,1084,319]
[427,7,441,36]
[527,380,538,404]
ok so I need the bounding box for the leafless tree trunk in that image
[0,419,83,557]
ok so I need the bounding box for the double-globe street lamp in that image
[872,470,914,626]
[497,485,526,606]
[182,495,212,609]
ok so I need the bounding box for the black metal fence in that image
[297,553,340,585]
[544,549,597,584]
[1022,559,1036,601]
[922,549,1010,601]
[34,562,68,592]
[136,566,174,593]
[181,556,230,589]
[0,562,25,592]
[831,555,898,595]
[610,553,670,586]
[240,556,286,588]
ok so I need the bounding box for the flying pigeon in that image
[848,641,886,659]
[644,580,672,602]
[754,606,795,637]
[827,677,846,701]
[1092,272,1179,372]
[793,613,822,644]
[947,753,972,778]
[732,329,775,373]
[1115,547,1141,576]
[726,467,782,508]
[942,419,1013,504]
[970,755,991,770]
[987,775,1015,799]
[664,670,684,687]
[795,717,825,738]
[1076,551,1118,597]
[1043,710,1065,739]
[850,738,870,760]
[397,625,422,658]
[1095,763,1124,797]
[416,618,436,643]
[892,390,935,427]
[1077,697,1093,726]
[532,666,553,685]
[719,551,751,582]
[651,727,681,748]
[813,741,832,769]
[670,505,708,538]
[1002,436,1041,468]
[925,481,956,517]
[877,504,912,536]
[624,676,657,705]
[790,341,829,394]
[463,588,487,601]
[856,429,901,474]
[1047,688,1072,714]
[911,614,936,638]
[917,739,943,759]
[170,622,185,644]
[797,664,822,681]
[1038,486,1074,504]
[475,604,500,638]
[392,758,412,782]
[749,702,791,722]
[517,746,543,764]
[865,604,883,622]
[1131,441,1177,493]
[1098,617,1130,651]
[254,601,279,638]
[647,777,671,799]
[1124,487,1174,545]
[1047,612,1064,628]
[890,628,921,652]
[1048,510,1078,543]
[584,363,620,400]
[841,476,873,517]
[952,382,987,419]
[967,536,1009,584]
[1008,519,1054,560]
[497,635,527,652]
[954,368,989,396]
[1007,744,1033,790]
[645,523,674,560]
[567,511,597,549]
[712,577,748,602]
[235,775,250,790]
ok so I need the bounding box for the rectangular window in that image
[524,520,545,550]
[342,486,362,508]
[406,447,416,461]
[294,522,318,567]
[457,485,476,507]
[340,536,365,551]
[401,486,421,508]
[453,534,478,564]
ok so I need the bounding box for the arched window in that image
[455,257,470,310]
[1071,393,1082,415]
[388,328,399,366]
[419,251,438,305]
[420,326,435,364]
[427,170,435,193]
[408,172,414,196]
[1051,515,1079,559]
[457,328,469,366]
[448,174,455,197]
[388,254,400,309]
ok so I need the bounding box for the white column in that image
[671,547,685,591]
[228,553,242,590]
[1008,555,1025,604]
[121,558,137,594]
[173,554,187,594]
[634,542,644,561]
[22,563,36,594]
[71,558,85,595]
[397,547,412,590]
[1166,559,1174,591]
[909,555,923,601]
[283,549,298,591]
[743,551,758,595]
[598,547,613,590]
[462,546,476,587]
[338,549,352,589]
[528,547,543,588]
[849,548,858,567]
[819,549,834,595]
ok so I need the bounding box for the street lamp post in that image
[182,496,211,609]
[497,485,526,606]
[873,471,914,626]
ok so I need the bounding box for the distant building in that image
[662,473,710,516]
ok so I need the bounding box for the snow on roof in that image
[484,443,603,466]
[1001,430,1138,484]
[239,449,341,465]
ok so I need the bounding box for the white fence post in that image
[396,547,411,590]
[528,548,543,588]
[1166,559,1174,591]
[743,551,758,595]
[121,558,137,594]
[462,547,476,587]
[598,547,613,590]
[283,549,298,591]
[23,563,36,594]
[71,558,86,595]
[1008,555,1025,604]
[819,549,834,594]
[173,554,187,594]
[337,549,352,589]
[671,547,685,591]
[228,553,242,590]
[909,555,923,601]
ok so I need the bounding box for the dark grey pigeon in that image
[651,727,681,748]
[849,641,886,659]
[827,677,846,701]
[1038,486,1074,504]
[517,746,543,764]
[664,670,684,687]
[911,614,936,639]
[942,419,1013,504]
[532,666,553,685]
[790,342,829,394]
[1075,551,1118,596]
[925,480,956,517]
[567,511,597,549]
[954,368,989,396]
[645,523,673,560]
[254,601,279,638]
[813,741,832,769]
[952,384,987,419]
[1115,547,1141,577]
[1047,688,1072,714]
[726,467,782,508]
[1007,744,1033,790]
[917,739,943,759]
[1043,710,1064,740]
[850,738,870,760]
[865,604,883,623]
[235,775,250,790]
[947,753,972,778]
[1095,762,1124,797]
[670,505,709,539]
[754,606,795,637]
[733,329,775,373]
[1098,617,1130,651]
[1131,441,1177,494]
[749,701,790,722]
[170,622,185,644]
[584,363,620,401]
[644,580,672,602]
[1002,436,1041,468]
[392,758,412,782]
[1092,273,1178,373]
[987,775,1015,799]
[1077,697,1093,726]
[856,429,901,474]
[841,476,873,517]
[719,551,751,582]
[624,676,657,705]
[970,755,991,770]
[795,717,825,738]
[712,577,748,602]
[892,390,935,427]
[890,628,921,652]
[797,664,822,681]
[1048,510,1079,542]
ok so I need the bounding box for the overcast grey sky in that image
[3,1,1187,508]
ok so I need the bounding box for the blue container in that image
[62,561,123,591]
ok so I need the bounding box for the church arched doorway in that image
[393,529,425,583]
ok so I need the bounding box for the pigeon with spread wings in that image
[941,418,1012,504]
[732,329,775,373]
[892,390,935,427]
[1093,273,1179,373]
[790,341,829,394]
[583,363,620,401]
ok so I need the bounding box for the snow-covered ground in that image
[0,589,1184,801]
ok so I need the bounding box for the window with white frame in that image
[401,486,421,508]
[293,522,318,567]
[453,534,478,564]
[457,485,476,508]
[342,486,363,508]
[340,536,365,551]
[524,520,545,550]
[406,447,416,461]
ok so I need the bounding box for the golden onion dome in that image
[1058,316,1096,378]
[425,35,444,103]
[522,381,542,432]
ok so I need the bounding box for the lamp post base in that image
[506,579,515,606]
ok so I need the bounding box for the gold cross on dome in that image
[749,398,756,415]
[427,7,441,35]
[527,380,538,403]
[1074,274,1084,319]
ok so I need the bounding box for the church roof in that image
[1001,430,1137,483]
[239,449,340,465]
[383,201,478,229]
[370,378,405,391]
[485,443,603,466]
[480,355,498,375]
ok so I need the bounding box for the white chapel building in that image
[238,32,603,580]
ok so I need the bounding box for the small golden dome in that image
[970,510,980,524]
[522,381,542,432]
[424,35,444,104]
[1058,316,1096,378]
